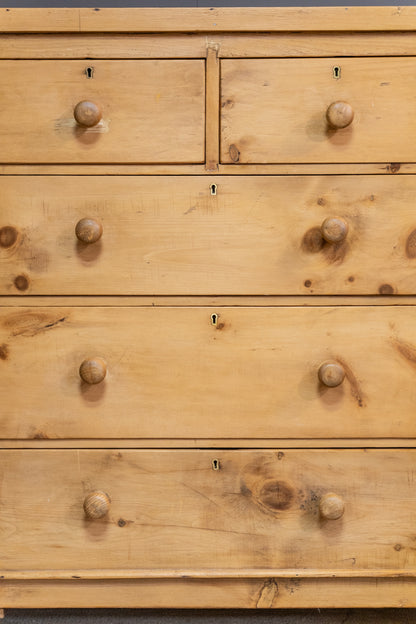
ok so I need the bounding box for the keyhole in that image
[211,313,218,326]
[212,459,220,471]
[332,65,341,80]
[85,66,94,79]
[210,183,217,196]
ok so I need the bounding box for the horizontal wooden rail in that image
[1,7,416,33]
[2,569,416,580]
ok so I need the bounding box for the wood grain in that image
[221,58,416,164]
[4,569,416,580]
[3,438,416,450]
[0,60,204,164]
[2,34,416,60]
[1,578,416,609]
[2,8,416,610]
[0,34,207,59]
[3,175,416,295]
[2,7,416,33]
[217,33,416,59]
[205,44,220,172]
[0,163,412,175]
[2,306,416,439]
[1,449,416,574]
[6,295,416,308]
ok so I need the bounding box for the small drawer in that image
[0,449,415,575]
[221,57,416,164]
[2,175,416,296]
[2,305,416,440]
[0,60,205,164]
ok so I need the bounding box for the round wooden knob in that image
[320,217,349,244]
[74,101,102,127]
[79,357,107,385]
[326,101,354,129]
[318,360,345,388]
[83,491,111,519]
[319,492,345,520]
[75,218,103,244]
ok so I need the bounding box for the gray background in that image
[3,0,416,621]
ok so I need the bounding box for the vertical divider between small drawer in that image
[205,43,220,172]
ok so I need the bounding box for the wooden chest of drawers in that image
[2,6,416,611]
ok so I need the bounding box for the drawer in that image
[1,449,415,574]
[2,175,416,296]
[0,60,205,164]
[221,57,416,164]
[2,306,416,440]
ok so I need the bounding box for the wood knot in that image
[221,98,234,109]
[387,162,401,174]
[406,229,416,258]
[379,283,395,295]
[0,226,18,248]
[14,274,29,291]
[256,579,278,608]
[229,143,240,162]
[258,479,295,512]
[0,344,9,360]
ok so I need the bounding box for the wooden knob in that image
[83,491,111,519]
[75,218,103,244]
[318,360,345,387]
[321,217,349,244]
[74,101,102,127]
[79,357,107,385]
[319,492,345,520]
[326,101,354,129]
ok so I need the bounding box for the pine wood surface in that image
[0,449,415,574]
[2,306,416,440]
[6,295,416,307]
[3,438,416,449]
[3,175,416,295]
[2,33,416,60]
[221,58,416,164]
[1,7,416,33]
[0,164,413,175]
[1,7,416,610]
[1,578,416,609]
[0,60,205,164]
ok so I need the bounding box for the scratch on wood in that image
[4,311,67,337]
[256,579,278,608]
[44,317,66,329]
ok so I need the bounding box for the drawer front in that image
[2,175,416,296]
[0,60,205,164]
[1,449,415,573]
[2,306,416,440]
[221,57,416,164]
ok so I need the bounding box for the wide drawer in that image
[0,60,205,164]
[2,175,416,295]
[221,57,416,164]
[1,449,415,574]
[2,306,416,440]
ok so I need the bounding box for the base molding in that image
[1,578,416,609]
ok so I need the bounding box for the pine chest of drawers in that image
[2,6,416,611]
